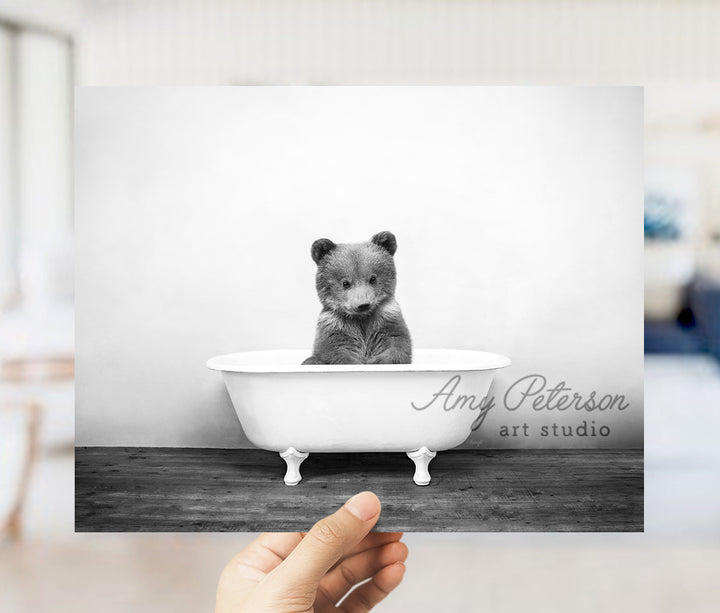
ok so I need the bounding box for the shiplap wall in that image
[77,0,720,86]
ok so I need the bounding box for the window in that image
[0,18,73,309]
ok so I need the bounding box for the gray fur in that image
[303,231,412,365]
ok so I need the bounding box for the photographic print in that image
[75,87,643,531]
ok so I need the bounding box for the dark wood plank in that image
[75,448,643,532]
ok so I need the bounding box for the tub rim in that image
[206,348,511,373]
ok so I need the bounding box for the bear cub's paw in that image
[301,356,326,365]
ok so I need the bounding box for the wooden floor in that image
[75,448,643,532]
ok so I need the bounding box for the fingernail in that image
[345,491,379,521]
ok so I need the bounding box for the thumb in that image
[269,491,381,589]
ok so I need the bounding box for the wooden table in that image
[75,447,643,532]
[1,356,74,540]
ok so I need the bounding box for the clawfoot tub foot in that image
[280,447,309,485]
[406,446,437,486]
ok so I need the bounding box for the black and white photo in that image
[75,86,643,531]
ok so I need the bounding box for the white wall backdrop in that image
[76,87,643,449]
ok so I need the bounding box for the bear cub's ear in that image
[370,231,397,256]
[311,238,337,264]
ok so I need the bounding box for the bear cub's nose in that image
[356,303,372,312]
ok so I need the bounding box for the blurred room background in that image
[1,1,719,612]
[644,87,720,539]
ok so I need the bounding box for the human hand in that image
[216,491,407,612]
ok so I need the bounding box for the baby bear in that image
[302,231,412,365]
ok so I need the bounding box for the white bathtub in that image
[207,349,511,486]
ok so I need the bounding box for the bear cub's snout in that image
[302,231,412,365]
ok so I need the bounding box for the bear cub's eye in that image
[342,280,351,289]
[369,275,377,285]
